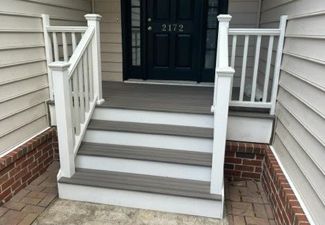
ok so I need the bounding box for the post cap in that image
[217,14,232,22]
[216,67,235,77]
[48,62,70,71]
[85,14,102,21]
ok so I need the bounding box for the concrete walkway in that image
[0,162,276,225]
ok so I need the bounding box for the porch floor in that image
[101,81,214,114]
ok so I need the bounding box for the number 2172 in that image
[161,24,184,32]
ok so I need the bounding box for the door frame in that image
[121,0,229,82]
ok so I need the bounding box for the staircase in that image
[57,93,224,218]
[46,14,235,219]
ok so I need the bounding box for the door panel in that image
[175,35,191,68]
[147,0,204,81]
[154,34,169,67]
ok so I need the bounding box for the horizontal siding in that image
[0,0,91,155]
[96,0,123,81]
[97,0,260,81]
[260,0,325,224]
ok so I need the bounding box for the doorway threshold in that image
[125,79,214,87]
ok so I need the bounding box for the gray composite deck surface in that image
[78,142,212,166]
[88,120,214,138]
[101,81,214,114]
[59,169,222,200]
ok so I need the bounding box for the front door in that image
[123,0,228,82]
[146,0,204,81]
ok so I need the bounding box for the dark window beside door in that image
[205,0,219,69]
[131,0,141,66]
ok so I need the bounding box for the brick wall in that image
[225,141,266,181]
[224,141,310,225]
[0,128,58,204]
[262,147,310,225]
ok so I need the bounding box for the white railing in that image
[229,16,288,114]
[210,15,287,198]
[42,15,88,101]
[46,14,104,178]
[210,15,235,196]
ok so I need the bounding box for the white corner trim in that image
[269,146,316,225]
[0,127,51,158]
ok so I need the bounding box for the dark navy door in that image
[123,0,229,82]
[146,0,205,81]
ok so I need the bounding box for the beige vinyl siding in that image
[260,0,325,224]
[0,0,91,155]
[95,0,122,81]
[96,0,260,81]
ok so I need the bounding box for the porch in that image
[41,10,286,219]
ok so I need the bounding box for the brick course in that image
[225,141,310,225]
[0,128,58,204]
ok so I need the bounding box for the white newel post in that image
[270,15,287,115]
[85,14,104,105]
[49,62,75,178]
[211,15,234,197]
[41,14,54,101]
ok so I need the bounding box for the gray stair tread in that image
[88,120,213,138]
[78,142,212,166]
[59,169,221,200]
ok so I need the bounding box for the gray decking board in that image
[78,142,212,166]
[59,169,222,200]
[100,81,213,114]
[88,120,214,138]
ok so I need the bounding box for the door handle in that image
[147,26,152,31]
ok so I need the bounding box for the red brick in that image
[242,172,260,179]
[225,157,242,164]
[1,177,15,191]
[235,165,254,172]
[243,159,262,166]
[0,188,12,202]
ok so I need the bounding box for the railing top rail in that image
[229,28,281,36]
[46,26,88,33]
[67,26,95,79]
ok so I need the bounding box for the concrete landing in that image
[32,199,227,225]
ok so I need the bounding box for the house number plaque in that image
[161,24,184,32]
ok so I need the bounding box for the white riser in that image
[227,116,273,143]
[84,130,213,153]
[76,155,211,181]
[93,108,213,128]
[58,183,223,218]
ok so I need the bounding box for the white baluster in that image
[88,46,94,101]
[83,52,90,112]
[263,35,274,102]
[62,32,68,62]
[239,35,249,101]
[251,35,262,101]
[78,61,85,123]
[231,35,237,68]
[72,71,80,135]
[71,32,77,51]
[52,32,59,61]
